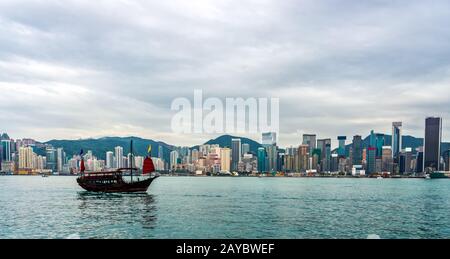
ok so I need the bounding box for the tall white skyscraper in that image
[106,151,114,169]
[242,143,250,155]
[170,150,179,170]
[115,146,123,168]
[19,146,34,169]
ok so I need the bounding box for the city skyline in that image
[1,1,450,147]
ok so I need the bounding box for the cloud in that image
[0,0,449,147]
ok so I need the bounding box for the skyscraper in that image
[1,139,11,162]
[56,148,65,172]
[375,134,385,158]
[392,122,402,160]
[220,148,231,172]
[423,117,442,172]
[337,136,346,157]
[257,147,266,173]
[19,146,34,169]
[231,138,241,171]
[46,147,57,172]
[242,143,250,155]
[265,145,278,172]
[302,134,316,154]
[367,147,376,174]
[382,146,393,173]
[352,135,362,166]
[170,150,179,170]
[262,132,277,146]
[114,146,124,169]
[106,151,114,169]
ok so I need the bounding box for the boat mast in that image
[130,139,133,183]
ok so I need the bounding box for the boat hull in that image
[77,175,158,193]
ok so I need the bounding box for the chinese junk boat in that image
[76,140,158,193]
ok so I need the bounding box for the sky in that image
[1,0,449,148]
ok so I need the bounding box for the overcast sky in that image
[1,0,449,147]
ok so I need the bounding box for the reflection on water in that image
[77,192,158,234]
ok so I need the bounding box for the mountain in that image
[192,134,262,154]
[45,137,175,161]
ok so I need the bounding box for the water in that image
[1,176,450,239]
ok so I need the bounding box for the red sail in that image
[143,156,155,174]
[80,159,85,173]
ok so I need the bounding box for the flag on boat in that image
[147,145,152,154]
[80,157,85,173]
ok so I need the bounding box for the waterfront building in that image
[114,146,124,169]
[170,150,179,170]
[257,147,266,173]
[1,139,11,162]
[399,148,413,175]
[367,147,376,174]
[220,148,231,172]
[382,146,393,173]
[19,146,34,169]
[106,151,114,169]
[265,145,278,172]
[242,143,250,155]
[302,134,316,154]
[45,147,57,172]
[337,136,347,157]
[191,149,199,163]
[231,138,241,171]
[331,153,339,172]
[375,133,385,158]
[392,122,402,160]
[352,135,362,166]
[56,147,65,172]
[158,145,164,160]
[423,117,442,172]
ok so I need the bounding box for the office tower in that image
[231,138,241,171]
[369,130,376,147]
[337,136,346,157]
[331,154,339,172]
[45,147,57,172]
[323,143,331,172]
[220,148,231,172]
[170,150,179,170]
[19,146,34,169]
[257,147,266,173]
[399,148,413,175]
[114,146,124,169]
[1,139,11,162]
[298,145,309,171]
[265,145,278,172]
[302,134,316,154]
[242,143,250,155]
[158,145,164,159]
[392,122,402,160]
[374,133,384,158]
[367,147,376,174]
[382,146,393,173]
[262,132,277,146]
[317,138,331,159]
[352,135,362,166]
[423,117,442,172]
[311,148,321,170]
[415,150,424,173]
[106,151,114,169]
[56,148,65,172]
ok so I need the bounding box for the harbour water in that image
[1,176,450,239]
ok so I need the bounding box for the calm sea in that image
[0,176,449,239]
